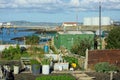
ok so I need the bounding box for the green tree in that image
[25,35,40,54]
[106,27,120,49]
[25,35,39,45]
[70,38,93,56]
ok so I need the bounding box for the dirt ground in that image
[14,72,120,80]
[86,72,120,80]
[0,61,120,80]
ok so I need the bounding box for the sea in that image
[0,27,54,44]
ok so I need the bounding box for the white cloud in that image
[0,0,120,13]
[69,0,80,7]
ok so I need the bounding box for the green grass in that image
[36,74,76,80]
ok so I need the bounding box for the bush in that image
[36,74,76,80]
[106,27,120,49]
[63,56,78,66]
[71,38,93,56]
[30,59,40,64]
[95,62,119,73]
[2,45,28,60]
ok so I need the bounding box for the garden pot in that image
[14,66,19,74]
[32,64,40,75]
[42,65,50,75]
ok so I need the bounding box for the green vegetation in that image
[71,38,92,56]
[2,45,28,60]
[30,59,40,64]
[32,46,44,54]
[36,74,76,80]
[41,58,51,65]
[63,56,78,66]
[95,62,119,73]
[106,27,120,49]
[50,45,58,54]
[25,35,39,45]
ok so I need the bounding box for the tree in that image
[70,37,93,56]
[106,27,120,49]
[25,35,40,55]
[25,35,39,45]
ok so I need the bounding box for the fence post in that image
[84,49,88,70]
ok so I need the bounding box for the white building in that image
[83,17,112,26]
[62,22,77,27]
[0,23,2,26]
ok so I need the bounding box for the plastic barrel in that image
[44,45,49,53]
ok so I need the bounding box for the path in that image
[52,71,95,80]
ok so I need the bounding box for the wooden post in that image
[84,49,88,70]
[110,71,113,80]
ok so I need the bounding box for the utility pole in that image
[76,11,78,31]
[99,1,102,49]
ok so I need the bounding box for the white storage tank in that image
[83,17,111,26]
[102,17,111,25]
[92,17,99,26]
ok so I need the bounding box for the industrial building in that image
[61,22,78,31]
[54,31,94,50]
[83,17,112,26]
[62,22,77,27]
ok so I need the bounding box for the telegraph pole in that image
[76,7,79,31]
[99,1,102,49]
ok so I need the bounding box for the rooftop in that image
[63,22,77,24]
[58,31,94,34]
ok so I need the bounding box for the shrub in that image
[95,62,119,73]
[30,59,40,64]
[36,74,76,80]
[106,27,120,49]
[71,38,93,56]
[2,45,29,60]
[41,58,50,65]
[63,56,78,66]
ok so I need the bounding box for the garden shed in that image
[54,31,94,50]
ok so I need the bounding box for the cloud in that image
[0,0,120,13]
[79,0,120,11]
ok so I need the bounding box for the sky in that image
[0,0,120,23]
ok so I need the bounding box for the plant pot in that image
[14,66,19,74]
[32,64,40,75]
[42,65,50,75]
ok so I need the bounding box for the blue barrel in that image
[44,45,49,53]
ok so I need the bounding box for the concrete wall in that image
[0,45,30,51]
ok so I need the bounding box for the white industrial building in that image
[83,17,112,26]
[62,22,77,27]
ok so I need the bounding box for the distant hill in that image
[10,21,62,27]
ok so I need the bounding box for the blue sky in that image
[0,0,120,22]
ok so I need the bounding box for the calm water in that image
[0,27,56,44]
[0,28,35,44]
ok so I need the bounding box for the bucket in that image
[42,65,50,75]
[14,66,19,74]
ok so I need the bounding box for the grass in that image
[36,74,76,80]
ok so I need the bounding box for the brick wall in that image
[88,49,120,69]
